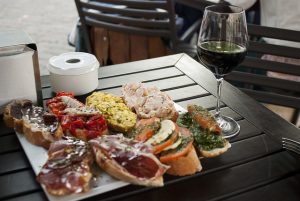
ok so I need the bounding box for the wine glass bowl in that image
[197,5,248,138]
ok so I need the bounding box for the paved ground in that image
[0,0,78,75]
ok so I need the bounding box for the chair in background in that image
[74,0,196,65]
[225,24,300,125]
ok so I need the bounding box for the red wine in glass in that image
[197,5,248,138]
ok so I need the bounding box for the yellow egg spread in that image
[86,92,137,133]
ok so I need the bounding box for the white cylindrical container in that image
[47,52,99,95]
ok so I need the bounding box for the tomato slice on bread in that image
[146,121,180,154]
[159,127,194,163]
[131,117,161,142]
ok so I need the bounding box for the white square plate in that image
[16,103,186,201]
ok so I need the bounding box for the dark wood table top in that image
[1,54,299,201]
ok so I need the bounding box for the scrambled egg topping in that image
[86,92,137,132]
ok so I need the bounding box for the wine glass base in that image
[215,115,240,138]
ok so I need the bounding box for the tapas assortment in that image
[3,83,231,197]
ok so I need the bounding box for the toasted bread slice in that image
[93,147,165,186]
[61,107,108,141]
[86,92,137,133]
[22,106,63,149]
[165,146,202,176]
[90,134,169,187]
[3,99,32,133]
[37,137,93,195]
[122,83,178,121]
[199,140,231,158]
[160,127,202,176]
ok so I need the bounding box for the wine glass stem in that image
[215,77,223,119]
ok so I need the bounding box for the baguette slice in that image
[122,83,178,122]
[3,99,32,133]
[90,134,169,187]
[37,137,93,196]
[160,127,202,176]
[165,146,202,176]
[199,140,231,158]
[61,107,108,141]
[22,106,63,149]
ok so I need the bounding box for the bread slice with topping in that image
[199,140,231,158]
[86,92,137,133]
[177,105,231,158]
[90,134,169,187]
[122,83,178,122]
[145,120,179,154]
[37,137,93,195]
[61,106,108,141]
[159,127,202,176]
[3,99,32,133]
[22,106,63,149]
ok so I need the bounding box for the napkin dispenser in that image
[0,30,43,113]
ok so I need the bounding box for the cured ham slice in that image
[37,137,93,195]
[89,134,169,187]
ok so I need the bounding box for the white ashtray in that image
[47,52,99,95]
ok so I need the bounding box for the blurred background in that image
[0,0,78,75]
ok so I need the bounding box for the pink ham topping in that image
[90,134,167,179]
[37,137,92,194]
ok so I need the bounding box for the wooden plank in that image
[226,71,300,93]
[0,151,29,175]
[240,88,300,109]
[241,56,300,76]
[210,107,243,121]
[0,109,260,175]
[166,85,209,101]
[98,54,183,78]
[0,170,40,200]
[148,37,166,58]
[176,54,300,143]
[201,134,281,171]
[177,95,225,109]
[87,0,168,9]
[130,34,148,61]
[42,67,185,99]
[79,152,299,201]
[98,67,183,89]
[0,134,280,200]
[92,27,109,66]
[248,24,300,42]
[0,135,21,154]
[109,31,130,65]
[40,75,50,88]
[5,191,47,201]
[228,119,262,142]
[249,41,300,59]
[40,54,184,88]
[223,173,300,201]
[101,75,197,96]
[0,117,14,136]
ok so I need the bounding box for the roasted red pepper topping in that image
[61,115,107,140]
[46,91,77,118]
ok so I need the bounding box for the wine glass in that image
[197,5,248,138]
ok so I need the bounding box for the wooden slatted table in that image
[1,54,299,201]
